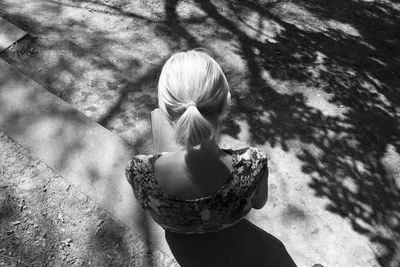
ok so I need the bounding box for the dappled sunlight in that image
[274,2,362,38]
[274,2,327,33]
[191,0,399,264]
[381,144,400,188]
[262,69,348,117]
[0,0,176,151]
[325,20,361,37]
[1,0,399,264]
[0,57,166,263]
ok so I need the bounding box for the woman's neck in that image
[179,139,221,156]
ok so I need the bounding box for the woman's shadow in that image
[165,219,297,267]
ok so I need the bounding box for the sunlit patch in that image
[381,144,400,189]
[360,81,391,107]
[368,57,387,67]
[265,141,305,175]
[305,89,347,117]
[258,111,272,124]
[233,119,252,145]
[393,3,400,12]
[325,20,361,37]
[301,143,325,159]
[210,41,247,72]
[262,70,348,117]
[109,117,152,150]
[18,176,35,191]
[237,12,285,43]
[176,1,207,19]
[67,69,120,119]
[360,73,392,107]
[273,2,328,32]
[273,2,363,41]
[261,70,301,95]
[341,175,358,194]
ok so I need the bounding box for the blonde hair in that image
[158,50,230,148]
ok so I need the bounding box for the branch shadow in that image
[2,0,400,265]
[193,0,400,265]
[0,4,169,265]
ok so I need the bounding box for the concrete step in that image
[0,58,172,257]
[0,17,26,52]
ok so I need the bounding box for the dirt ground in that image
[0,131,176,266]
[0,0,400,266]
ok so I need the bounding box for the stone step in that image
[0,58,172,256]
[0,17,26,52]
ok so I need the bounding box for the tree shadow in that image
[165,219,297,267]
[193,0,400,265]
[2,0,400,265]
[0,1,205,265]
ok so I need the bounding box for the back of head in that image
[158,50,230,148]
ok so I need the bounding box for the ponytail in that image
[174,104,214,148]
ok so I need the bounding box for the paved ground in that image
[1,0,400,266]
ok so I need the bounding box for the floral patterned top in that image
[125,147,268,234]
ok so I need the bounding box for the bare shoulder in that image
[154,151,185,173]
[154,151,188,190]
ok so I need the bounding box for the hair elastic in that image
[186,101,197,108]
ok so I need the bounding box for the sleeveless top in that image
[125,147,268,234]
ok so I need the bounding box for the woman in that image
[125,50,268,234]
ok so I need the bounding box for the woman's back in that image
[126,50,269,233]
[154,146,233,199]
[126,147,268,234]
